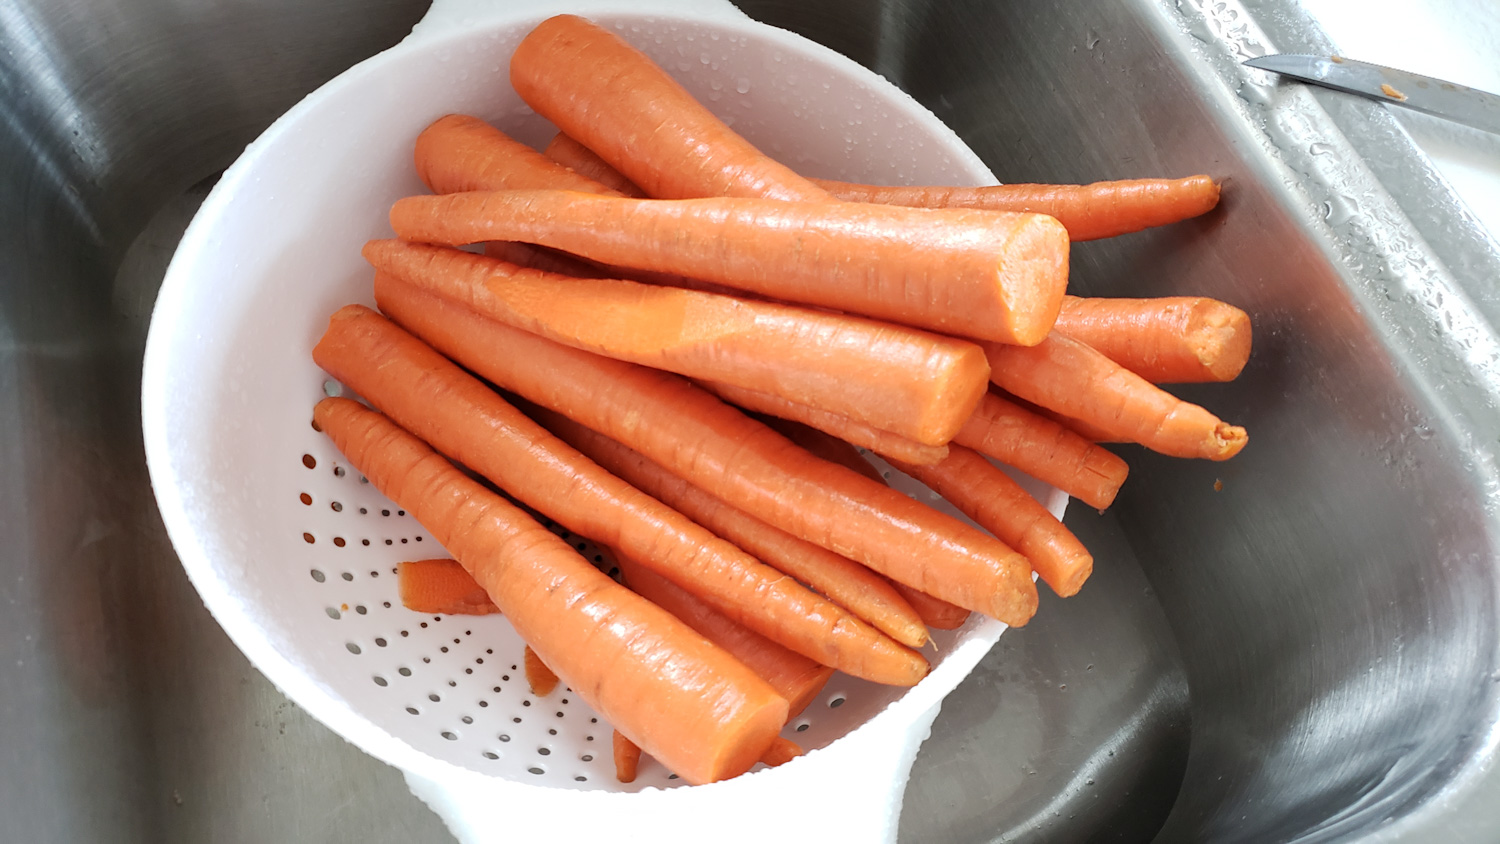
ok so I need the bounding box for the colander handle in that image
[403,698,944,844]
[406,0,750,46]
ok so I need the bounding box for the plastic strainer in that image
[141,1,1067,841]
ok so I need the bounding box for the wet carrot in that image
[1054,295,1252,383]
[984,333,1248,461]
[535,408,929,649]
[397,558,497,615]
[318,299,918,684]
[511,15,829,202]
[954,392,1128,510]
[374,282,1038,625]
[414,114,621,196]
[759,737,804,768]
[889,446,1093,597]
[814,176,1221,241]
[614,730,643,783]
[524,646,559,696]
[363,238,990,446]
[544,132,646,197]
[703,380,948,466]
[312,397,786,784]
[758,419,972,630]
[389,189,1070,345]
[616,553,833,719]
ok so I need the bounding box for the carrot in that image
[1054,295,1252,383]
[482,241,603,277]
[397,558,498,615]
[999,390,1125,444]
[614,730,643,783]
[759,737,804,768]
[888,446,1093,597]
[389,190,1070,345]
[953,392,1128,510]
[511,15,829,202]
[813,176,1221,241]
[524,646,560,696]
[615,553,833,719]
[364,239,990,446]
[984,333,1248,461]
[375,281,1038,625]
[703,381,948,466]
[311,397,786,784]
[414,114,622,197]
[757,419,972,630]
[318,300,919,684]
[544,132,646,197]
[534,407,929,649]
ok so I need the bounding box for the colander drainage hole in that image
[375,638,387,647]
[528,767,545,776]
[406,707,420,715]
[398,667,411,677]
[668,774,678,780]
[346,643,361,655]
[499,734,511,742]
[461,716,474,725]
[300,493,312,506]
[479,701,489,708]
[428,693,440,702]
[442,732,457,741]
[512,717,522,724]
[483,751,499,760]
[548,729,557,736]
[373,676,388,687]
[341,572,353,582]
[575,776,587,782]
[794,722,810,732]
[333,537,346,547]
[325,607,341,620]
[537,747,550,756]
[323,379,342,398]
[302,454,316,469]
[330,501,342,512]
[310,568,325,583]
[828,696,846,708]
[302,533,315,544]
[359,507,368,515]
[334,466,346,478]
[581,754,593,762]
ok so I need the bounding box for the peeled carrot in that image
[759,419,972,630]
[364,238,990,446]
[614,730,643,783]
[318,299,919,684]
[759,737,804,768]
[397,558,497,614]
[524,646,559,696]
[813,176,1221,241]
[390,189,1070,345]
[414,114,622,197]
[985,333,1248,461]
[616,553,833,719]
[889,445,1093,597]
[312,397,786,784]
[375,282,1038,625]
[482,241,603,277]
[953,392,1128,510]
[703,381,948,466]
[1054,295,1252,383]
[544,132,646,197]
[511,15,830,202]
[534,408,929,649]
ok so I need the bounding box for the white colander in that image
[140,1,1068,841]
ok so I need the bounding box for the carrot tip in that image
[1211,424,1249,460]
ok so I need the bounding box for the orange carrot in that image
[984,333,1248,461]
[375,281,1038,625]
[317,300,919,684]
[414,114,622,196]
[524,646,559,696]
[615,553,833,719]
[544,132,646,197]
[614,730,643,783]
[390,190,1070,345]
[534,408,929,649]
[699,381,949,466]
[364,239,990,446]
[813,176,1221,241]
[889,446,1093,597]
[1054,295,1252,383]
[397,558,498,615]
[312,397,786,784]
[999,390,1125,444]
[758,418,972,630]
[482,241,604,278]
[511,15,829,202]
[953,392,1128,510]
[759,737,804,768]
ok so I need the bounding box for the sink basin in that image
[4,0,1497,841]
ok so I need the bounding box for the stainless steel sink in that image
[5,0,1499,841]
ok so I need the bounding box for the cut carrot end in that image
[1000,215,1070,347]
[1210,425,1249,461]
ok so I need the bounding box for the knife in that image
[1243,54,1500,135]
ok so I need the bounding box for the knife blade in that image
[1243,54,1500,136]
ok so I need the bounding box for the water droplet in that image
[736,78,751,94]
[1309,142,1336,156]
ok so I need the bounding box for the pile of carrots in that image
[313,14,1251,787]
